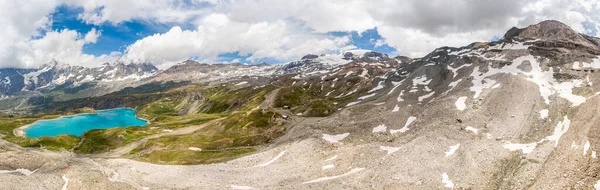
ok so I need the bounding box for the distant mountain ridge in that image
[0,49,398,109]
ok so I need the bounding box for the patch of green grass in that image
[4,135,80,151]
[4,83,288,165]
[74,113,220,154]
[139,148,256,165]
[75,126,149,154]
[128,110,285,164]
[274,78,368,117]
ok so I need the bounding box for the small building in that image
[281,115,289,120]
[283,105,291,110]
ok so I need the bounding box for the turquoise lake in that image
[25,108,147,138]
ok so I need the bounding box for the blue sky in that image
[50,5,172,57]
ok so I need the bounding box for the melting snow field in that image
[445,144,460,157]
[455,96,467,111]
[469,55,586,106]
[573,58,600,69]
[503,115,572,153]
[322,133,350,143]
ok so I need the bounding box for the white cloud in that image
[227,0,379,33]
[84,28,101,43]
[20,29,120,68]
[120,14,351,69]
[0,1,119,68]
[5,0,600,69]
[0,0,58,68]
[61,0,216,25]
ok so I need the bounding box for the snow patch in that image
[256,151,286,167]
[302,168,365,184]
[418,91,435,102]
[62,175,69,190]
[573,58,600,69]
[539,109,549,119]
[392,104,400,112]
[368,81,385,93]
[584,140,591,156]
[346,101,361,107]
[391,117,416,134]
[465,126,478,134]
[455,96,467,111]
[445,144,460,157]
[322,133,350,144]
[442,173,454,188]
[0,168,37,176]
[231,185,255,189]
[322,164,335,170]
[358,93,377,100]
[235,81,248,86]
[380,146,401,155]
[503,142,537,154]
[325,155,338,161]
[372,124,387,133]
[544,115,571,147]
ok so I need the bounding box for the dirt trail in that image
[96,88,282,158]
[96,118,224,158]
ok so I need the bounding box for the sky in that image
[1,0,600,69]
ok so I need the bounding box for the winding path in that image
[95,118,224,158]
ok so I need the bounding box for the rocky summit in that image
[2,20,600,189]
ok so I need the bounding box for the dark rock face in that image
[363,51,384,58]
[0,68,34,96]
[0,61,158,100]
[301,54,319,60]
[343,52,355,60]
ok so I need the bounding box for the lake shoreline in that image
[14,108,148,138]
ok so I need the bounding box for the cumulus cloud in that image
[0,0,58,68]
[22,29,120,67]
[0,1,119,68]
[62,0,215,25]
[223,0,600,57]
[227,0,379,33]
[120,14,352,69]
[5,0,600,68]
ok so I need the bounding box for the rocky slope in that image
[3,20,600,189]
